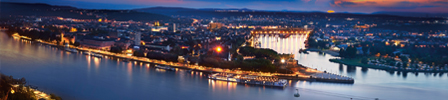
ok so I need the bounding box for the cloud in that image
[331,0,448,13]
[4,0,448,13]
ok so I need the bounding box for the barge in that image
[208,73,287,87]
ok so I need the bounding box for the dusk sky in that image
[5,0,448,13]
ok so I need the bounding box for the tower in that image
[135,32,141,46]
[173,23,177,33]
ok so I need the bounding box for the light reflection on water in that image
[1,32,448,100]
[255,34,448,99]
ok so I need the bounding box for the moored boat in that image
[91,53,103,58]
[65,48,78,53]
[155,65,175,71]
[208,73,287,87]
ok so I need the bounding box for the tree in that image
[237,55,244,62]
[345,46,357,58]
[133,50,145,57]
[396,63,402,67]
[400,56,409,63]
[110,46,123,53]
[389,61,396,66]
[361,57,369,64]
[73,41,81,47]
[339,49,345,58]
[307,38,318,48]
[362,46,369,55]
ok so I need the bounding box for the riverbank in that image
[0,73,60,100]
[9,32,354,84]
[329,58,448,73]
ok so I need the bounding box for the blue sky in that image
[4,0,448,13]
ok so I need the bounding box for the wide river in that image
[0,32,447,100]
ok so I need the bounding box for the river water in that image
[0,32,447,100]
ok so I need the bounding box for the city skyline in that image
[4,0,448,13]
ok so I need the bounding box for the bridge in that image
[250,28,311,36]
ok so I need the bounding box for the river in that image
[0,32,447,100]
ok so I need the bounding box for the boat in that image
[65,48,78,53]
[208,73,287,87]
[294,89,300,97]
[83,52,91,55]
[122,58,129,62]
[208,73,235,81]
[155,65,175,71]
[187,69,193,72]
[91,53,103,58]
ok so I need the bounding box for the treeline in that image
[197,46,291,73]
[198,56,278,73]
[307,31,331,49]
[238,46,279,60]
[145,51,179,63]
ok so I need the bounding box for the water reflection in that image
[86,55,91,72]
[346,65,356,74]
[361,67,368,73]
[402,72,408,78]
[208,79,237,92]
[338,64,343,72]
[94,57,100,70]
[2,32,448,100]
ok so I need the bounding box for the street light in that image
[281,59,285,63]
[10,88,15,94]
[216,47,222,53]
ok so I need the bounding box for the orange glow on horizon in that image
[327,10,335,13]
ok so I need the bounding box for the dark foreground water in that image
[0,32,447,100]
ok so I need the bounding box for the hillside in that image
[0,2,172,21]
[133,7,446,21]
[373,12,448,18]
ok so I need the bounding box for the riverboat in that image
[65,48,78,53]
[208,73,287,87]
[155,65,175,71]
[91,53,103,58]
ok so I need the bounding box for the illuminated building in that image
[60,33,75,45]
[173,23,177,32]
[151,21,168,32]
[152,26,168,32]
[70,27,77,33]
[80,38,115,50]
[208,22,223,30]
[154,21,161,27]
